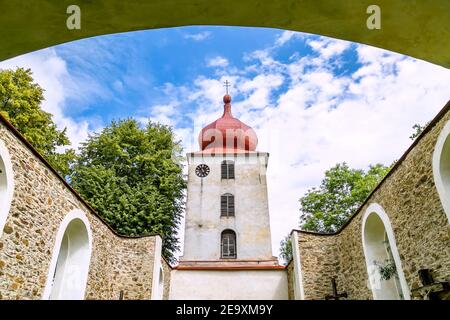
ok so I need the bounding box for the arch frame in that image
[42,208,93,300]
[361,203,410,300]
[0,139,15,239]
[158,266,164,300]
[151,235,163,300]
[432,119,450,223]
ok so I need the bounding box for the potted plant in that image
[373,259,397,281]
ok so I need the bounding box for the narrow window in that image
[221,230,237,259]
[221,160,235,179]
[221,193,235,217]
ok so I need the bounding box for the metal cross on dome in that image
[223,80,230,95]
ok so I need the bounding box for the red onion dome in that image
[198,94,258,153]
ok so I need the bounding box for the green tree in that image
[279,234,293,265]
[0,67,75,176]
[70,119,186,262]
[299,163,390,233]
[409,122,429,140]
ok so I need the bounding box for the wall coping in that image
[174,265,286,271]
[291,99,450,237]
[162,256,175,270]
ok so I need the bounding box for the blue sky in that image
[52,26,361,129]
[1,26,450,256]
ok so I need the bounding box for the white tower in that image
[170,93,288,300]
[179,93,278,267]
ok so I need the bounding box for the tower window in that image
[221,160,235,179]
[221,193,235,217]
[221,230,237,259]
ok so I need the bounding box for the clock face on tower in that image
[195,164,210,178]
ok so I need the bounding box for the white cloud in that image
[237,74,284,111]
[275,30,303,47]
[255,44,450,256]
[184,31,211,41]
[147,103,178,127]
[307,37,351,59]
[207,56,229,68]
[0,48,93,150]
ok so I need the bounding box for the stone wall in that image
[86,236,157,300]
[0,118,160,300]
[286,261,294,300]
[161,258,172,300]
[292,103,450,300]
[296,232,343,299]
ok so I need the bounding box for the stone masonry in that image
[290,102,450,300]
[161,257,172,300]
[0,116,163,300]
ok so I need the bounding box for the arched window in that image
[432,120,450,223]
[221,160,235,179]
[221,229,237,259]
[362,204,410,300]
[0,139,14,238]
[43,209,92,300]
[221,193,235,216]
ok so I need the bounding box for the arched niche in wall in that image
[362,203,410,300]
[42,209,92,300]
[0,139,14,239]
[432,119,450,223]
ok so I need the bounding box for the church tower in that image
[170,91,287,299]
[179,93,278,268]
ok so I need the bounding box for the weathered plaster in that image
[170,269,288,300]
[182,153,274,261]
